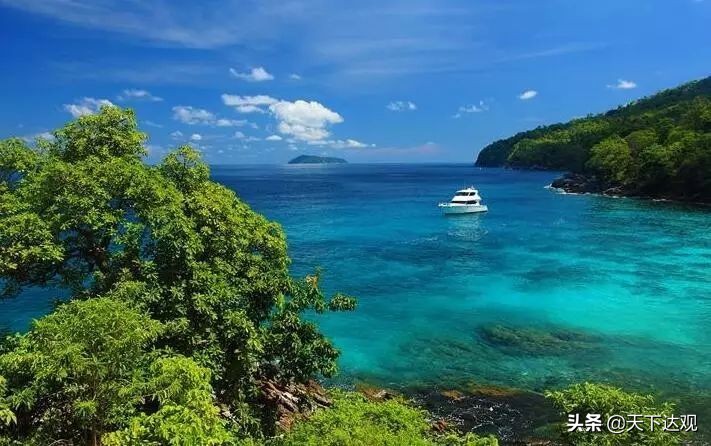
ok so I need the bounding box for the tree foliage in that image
[0,297,233,445]
[476,76,711,201]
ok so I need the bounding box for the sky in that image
[0,0,709,164]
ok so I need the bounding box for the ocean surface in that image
[2,164,710,412]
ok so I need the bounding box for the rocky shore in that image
[354,382,561,445]
[549,173,621,196]
[549,172,711,204]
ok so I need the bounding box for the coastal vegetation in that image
[475,76,711,202]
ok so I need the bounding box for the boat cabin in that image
[450,187,482,204]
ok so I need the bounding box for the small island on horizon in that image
[288,154,348,164]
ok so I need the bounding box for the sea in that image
[2,163,710,433]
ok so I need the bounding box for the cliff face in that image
[474,77,711,202]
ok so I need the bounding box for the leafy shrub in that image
[545,382,684,446]
[276,390,498,446]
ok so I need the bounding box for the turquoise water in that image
[211,164,711,404]
[2,164,710,407]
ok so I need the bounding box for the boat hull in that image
[439,204,488,214]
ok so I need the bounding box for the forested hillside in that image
[475,77,711,202]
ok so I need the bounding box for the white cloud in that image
[117,88,162,102]
[453,101,488,118]
[172,105,215,125]
[172,105,250,127]
[265,135,283,141]
[143,120,163,128]
[190,133,202,141]
[289,73,302,80]
[519,90,538,100]
[233,131,245,139]
[221,94,278,113]
[215,118,248,127]
[308,139,370,149]
[63,97,115,117]
[229,67,274,82]
[386,100,417,111]
[269,100,343,142]
[607,79,637,90]
[170,130,184,139]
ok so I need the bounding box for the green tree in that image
[0,297,234,445]
[0,297,162,445]
[0,106,355,433]
[104,356,234,446]
[624,129,657,153]
[585,135,633,184]
[546,382,683,446]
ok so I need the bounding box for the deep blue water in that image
[2,164,711,406]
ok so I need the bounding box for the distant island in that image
[288,155,347,164]
[475,76,711,203]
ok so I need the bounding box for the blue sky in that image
[0,0,709,164]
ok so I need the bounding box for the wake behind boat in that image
[439,186,488,214]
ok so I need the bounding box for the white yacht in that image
[439,186,488,214]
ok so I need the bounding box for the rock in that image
[431,418,449,433]
[356,383,398,401]
[550,173,603,194]
[259,379,331,431]
[441,389,466,400]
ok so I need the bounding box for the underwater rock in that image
[478,324,599,356]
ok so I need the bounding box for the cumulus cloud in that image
[63,97,115,117]
[117,88,162,102]
[190,133,202,141]
[453,101,488,118]
[221,94,366,146]
[221,94,278,113]
[269,100,344,141]
[229,67,274,82]
[519,90,538,100]
[289,73,302,80]
[386,100,417,111]
[607,79,637,90]
[233,131,245,139]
